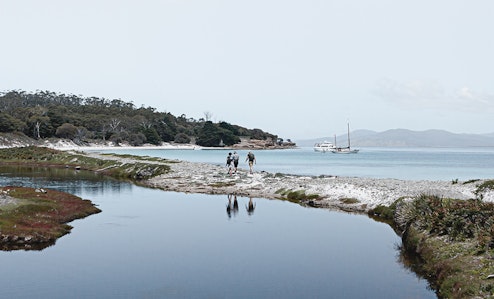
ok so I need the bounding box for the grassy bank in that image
[0,186,101,250]
[0,146,171,180]
[0,146,173,250]
[370,183,494,299]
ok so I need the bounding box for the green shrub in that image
[400,195,494,243]
[276,189,320,203]
[369,204,394,221]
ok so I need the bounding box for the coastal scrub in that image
[370,193,494,298]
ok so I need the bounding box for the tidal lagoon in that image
[0,166,435,298]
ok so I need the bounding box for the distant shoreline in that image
[9,138,297,151]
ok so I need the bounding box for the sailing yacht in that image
[331,123,359,154]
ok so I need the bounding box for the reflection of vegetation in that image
[369,191,494,299]
[0,186,101,251]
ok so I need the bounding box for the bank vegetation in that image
[370,182,494,298]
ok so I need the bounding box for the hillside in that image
[0,90,290,148]
[298,129,494,147]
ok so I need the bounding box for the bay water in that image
[93,146,494,180]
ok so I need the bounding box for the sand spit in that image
[11,142,491,214]
[130,156,490,213]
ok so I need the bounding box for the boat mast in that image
[347,122,351,148]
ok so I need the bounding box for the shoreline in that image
[75,148,493,213]
[143,159,491,212]
[3,143,492,213]
[35,138,297,152]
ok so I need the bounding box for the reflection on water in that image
[0,165,130,197]
[0,166,436,299]
[226,194,239,218]
[246,197,256,215]
[227,194,256,218]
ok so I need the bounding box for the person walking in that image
[245,151,256,174]
[226,152,233,175]
[232,151,240,173]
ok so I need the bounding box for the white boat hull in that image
[314,147,335,152]
[313,141,336,152]
[331,148,359,154]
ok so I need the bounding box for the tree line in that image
[0,90,278,147]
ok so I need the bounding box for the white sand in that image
[10,142,494,213]
[142,159,488,212]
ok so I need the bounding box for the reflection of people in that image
[226,194,239,218]
[232,151,240,173]
[226,152,233,175]
[226,194,233,218]
[245,151,256,174]
[233,194,239,216]
[246,197,256,215]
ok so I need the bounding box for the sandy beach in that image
[144,159,492,212]
[71,145,494,213]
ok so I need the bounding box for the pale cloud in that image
[454,87,494,111]
[374,78,494,112]
[374,78,444,107]
[457,87,474,100]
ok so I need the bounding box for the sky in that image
[1,1,493,140]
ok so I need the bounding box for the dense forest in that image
[0,90,280,147]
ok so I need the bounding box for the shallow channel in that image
[0,167,436,298]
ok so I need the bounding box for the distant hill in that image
[0,90,281,148]
[297,129,494,147]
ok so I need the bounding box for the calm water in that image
[92,146,494,181]
[0,167,436,299]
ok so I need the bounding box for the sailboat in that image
[331,123,359,154]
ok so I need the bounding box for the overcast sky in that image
[1,1,493,140]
